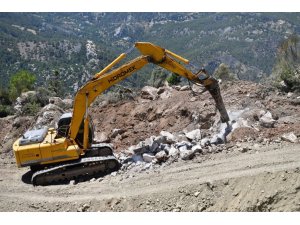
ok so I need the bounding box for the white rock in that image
[155,151,168,162]
[143,153,155,163]
[179,85,189,91]
[169,146,180,157]
[180,150,195,160]
[62,98,73,109]
[160,131,177,144]
[49,97,64,108]
[259,111,276,128]
[287,92,293,98]
[94,132,109,142]
[200,138,210,147]
[192,145,202,153]
[179,145,188,151]
[141,86,158,100]
[185,129,201,141]
[69,180,76,185]
[281,132,297,143]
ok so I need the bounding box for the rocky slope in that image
[0,80,299,211]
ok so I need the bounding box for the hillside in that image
[1,13,300,93]
[0,80,300,211]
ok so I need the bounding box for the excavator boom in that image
[69,42,229,145]
[13,41,229,185]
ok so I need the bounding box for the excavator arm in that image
[68,42,229,148]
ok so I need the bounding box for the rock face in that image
[14,91,37,114]
[35,104,64,128]
[49,97,65,109]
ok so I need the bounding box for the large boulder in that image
[35,103,64,128]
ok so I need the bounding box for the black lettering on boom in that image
[108,66,136,83]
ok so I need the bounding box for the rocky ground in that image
[0,80,300,212]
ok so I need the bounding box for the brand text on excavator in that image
[107,66,136,83]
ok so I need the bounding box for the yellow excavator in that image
[13,42,230,185]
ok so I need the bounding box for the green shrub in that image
[21,102,40,116]
[166,73,181,85]
[9,70,36,101]
[0,104,13,118]
[213,63,237,81]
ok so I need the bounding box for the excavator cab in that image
[57,113,94,148]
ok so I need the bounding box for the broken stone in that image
[179,145,188,151]
[155,151,168,162]
[179,85,189,91]
[143,153,155,163]
[69,180,76,185]
[194,191,200,197]
[95,132,110,142]
[49,97,65,109]
[62,98,73,109]
[281,132,297,143]
[180,150,195,160]
[168,146,180,158]
[111,172,117,177]
[192,145,202,153]
[141,86,158,100]
[111,128,125,139]
[90,178,96,182]
[259,111,276,128]
[200,138,210,147]
[175,141,193,150]
[160,131,177,144]
[185,129,201,142]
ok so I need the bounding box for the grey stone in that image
[49,97,65,108]
[141,86,158,100]
[175,141,193,149]
[143,153,155,163]
[155,151,168,162]
[95,132,110,142]
[180,150,195,160]
[179,85,189,91]
[160,131,177,144]
[185,129,201,141]
[192,145,202,153]
[111,128,125,138]
[179,145,188,151]
[168,146,180,158]
[281,132,297,143]
[200,138,210,147]
[62,98,73,109]
[259,111,276,128]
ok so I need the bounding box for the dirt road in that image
[1,142,299,212]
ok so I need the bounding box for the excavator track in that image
[31,155,120,186]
